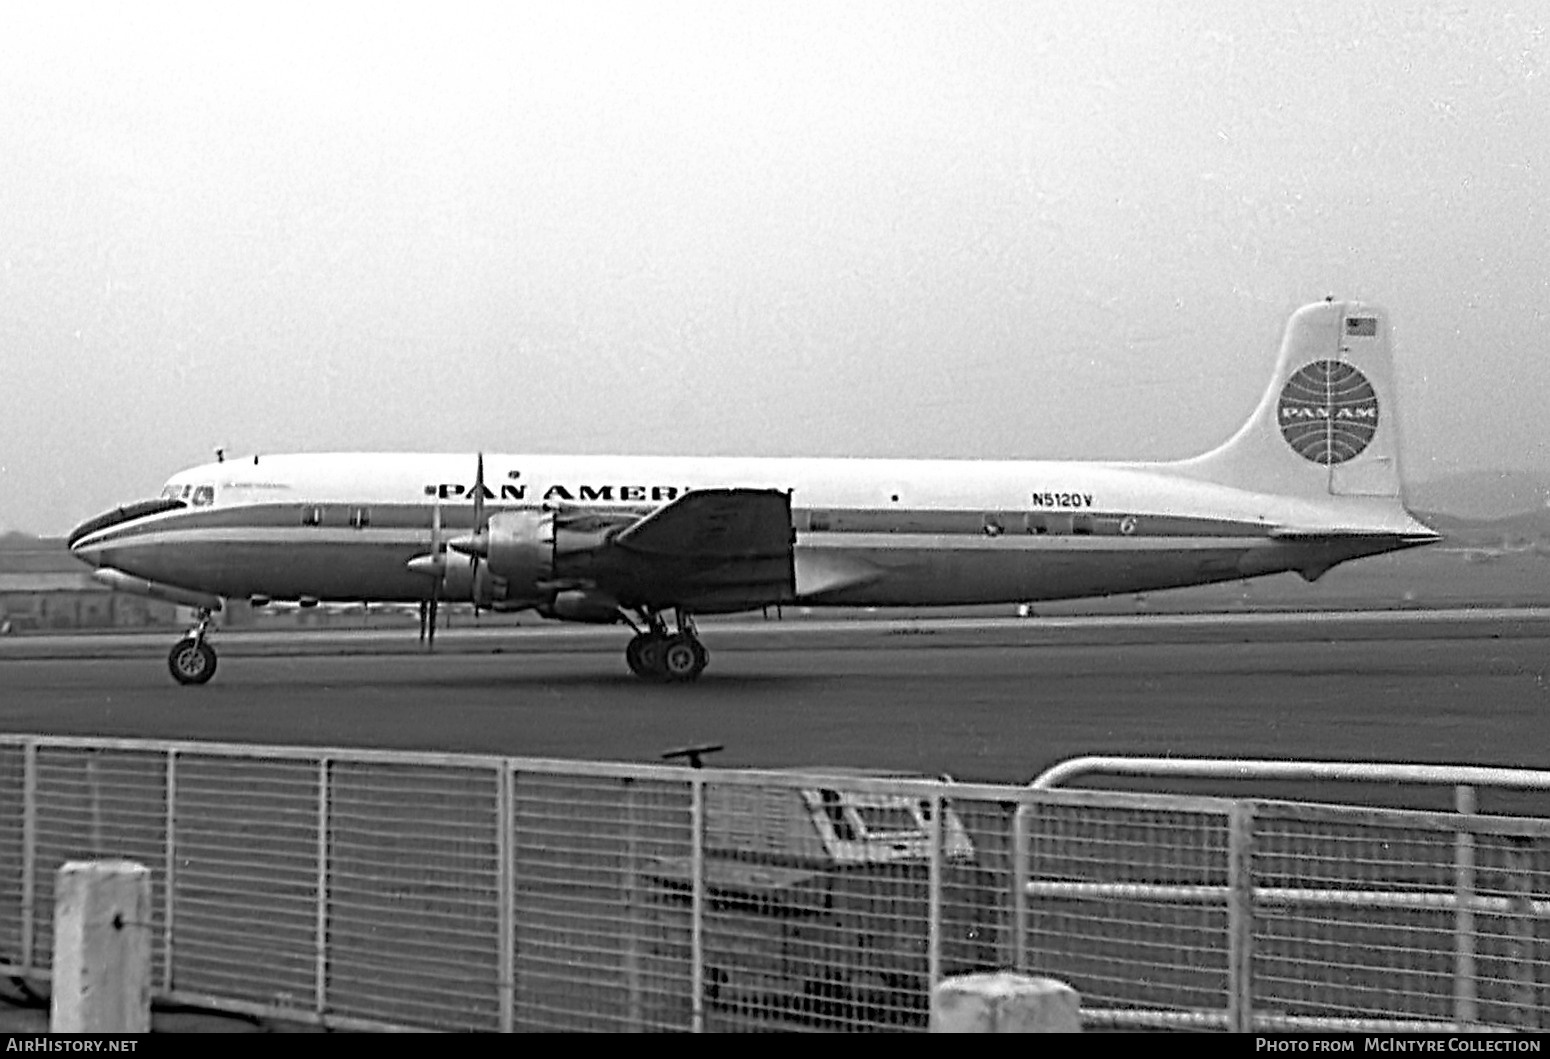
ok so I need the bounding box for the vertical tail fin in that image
[1174,300,1406,501]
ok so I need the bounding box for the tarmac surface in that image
[3,608,1547,784]
[3,607,1548,1033]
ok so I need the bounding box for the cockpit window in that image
[191,485,215,507]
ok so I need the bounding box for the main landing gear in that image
[168,608,218,686]
[624,610,709,683]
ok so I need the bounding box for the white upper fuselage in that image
[155,451,1429,532]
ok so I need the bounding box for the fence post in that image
[622,777,643,1031]
[20,742,36,972]
[315,757,330,1018]
[497,762,513,1033]
[1012,803,1030,974]
[50,860,151,1033]
[1226,803,1255,1033]
[163,749,177,994]
[1453,783,1478,1029]
[690,774,705,1033]
[928,791,944,989]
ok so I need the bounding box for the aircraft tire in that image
[626,633,666,679]
[168,638,217,686]
[660,634,708,682]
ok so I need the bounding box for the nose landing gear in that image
[168,608,218,685]
[624,610,709,682]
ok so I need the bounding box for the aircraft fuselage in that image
[72,451,1436,609]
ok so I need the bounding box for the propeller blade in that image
[472,452,486,532]
[469,452,488,614]
[425,497,444,652]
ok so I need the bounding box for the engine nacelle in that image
[539,590,621,624]
[483,510,557,600]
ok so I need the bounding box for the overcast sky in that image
[2,1,1547,534]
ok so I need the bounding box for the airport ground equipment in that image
[641,771,998,1026]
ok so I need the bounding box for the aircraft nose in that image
[67,518,106,567]
[69,535,104,568]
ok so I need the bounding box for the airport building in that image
[0,533,418,632]
[0,536,176,631]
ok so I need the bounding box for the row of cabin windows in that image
[301,506,1138,534]
[300,507,371,528]
[803,511,1139,536]
[991,513,1143,536]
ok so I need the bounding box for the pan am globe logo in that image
[1277,361,1380,465]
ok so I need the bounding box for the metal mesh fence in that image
[1471,830,1550,1031]
[170,753,320,1012]
[510,767,691,1032]
[1,735,1548,1033]
[0,744,24,968]
[326,759,503,1030]
[1252,802,1550,1032]
[30,747,170,990]
[1020,792,1234,1030]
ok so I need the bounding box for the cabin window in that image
[1073,514,1094,536]
[809,512,831,532]
[983,515,1004,537]
[301,506,323,527]
[349,507,370,529]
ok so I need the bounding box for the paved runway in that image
[2,610,1546,785]
[2,610,1547,1032]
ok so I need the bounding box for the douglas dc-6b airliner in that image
[69,300,1440,685]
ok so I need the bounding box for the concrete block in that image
[50,860,152,1034]
[930,971,1081,1033]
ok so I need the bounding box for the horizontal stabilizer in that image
[1270,526,1442,543]
[615,488,794,559]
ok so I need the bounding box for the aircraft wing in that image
[610,488,795,612]
[615,488,793,559]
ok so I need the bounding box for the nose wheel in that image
[625,611,709,682]
[168,609,218,685]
